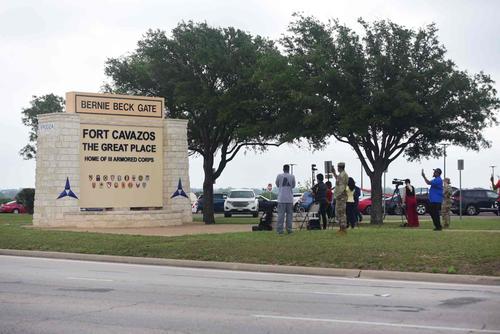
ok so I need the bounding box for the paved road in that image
[1,256,499,334]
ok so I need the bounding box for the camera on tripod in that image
[392,178,405,187]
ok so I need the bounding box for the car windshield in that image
[229,191,254,198]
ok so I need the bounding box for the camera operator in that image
[422,168,443,231]
[401,179,419,227]
[312,173,328,230]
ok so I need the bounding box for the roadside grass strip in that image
[0,214,499,276]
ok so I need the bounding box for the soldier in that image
[442,177,452,228]
[333,162,349,232]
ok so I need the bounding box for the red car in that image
[357,195,392,215]
[0,201,27,214]
[358,197,373,215]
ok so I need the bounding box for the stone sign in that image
[33,92,192,228]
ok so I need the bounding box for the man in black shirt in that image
[312,173,328,230]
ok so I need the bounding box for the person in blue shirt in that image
[421,168,443,231]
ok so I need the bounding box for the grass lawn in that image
[194,213,500,230]
[1,213,499,276]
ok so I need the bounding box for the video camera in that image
[392,179,405,187]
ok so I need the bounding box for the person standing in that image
[275,164,296,234]
[421,168,443,231]
[312,173,328,229]
[346,177,360,229]
[490,175,500,216]
[442,177,452,228]
[325,181,334,223]
[333,162,349,232]
[401,179,419,227]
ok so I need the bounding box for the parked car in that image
[297,191,314,211]
[224,189,259,217]
[415,187,458,215]
[357,195,395,215]
[196,193,226,213]
[257,195,277,212]
[358,197,372,215]
[0,201,27,214]
[415,190,429,215]
[451,189,499,215]
[189,193,198,213]
[293,193,303,210]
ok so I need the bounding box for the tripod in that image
[384,185,407,226]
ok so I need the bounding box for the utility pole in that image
[440,143,449,178]
[288,163,297,175]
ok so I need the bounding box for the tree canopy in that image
[16,188,35,214]
[105,22,283,223]
[279,15,499,224]
[20,94,65,159]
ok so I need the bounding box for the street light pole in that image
[490,165,497,179]
[288,163,297,175]
[356,157,364,191]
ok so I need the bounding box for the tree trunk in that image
[369,169,385,225]
[202,156,216,224]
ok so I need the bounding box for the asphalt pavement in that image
[1,255,500,334]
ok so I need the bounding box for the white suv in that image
[224,189,259,217]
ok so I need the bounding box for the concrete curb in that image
[1,249,499,286]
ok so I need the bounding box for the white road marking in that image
[310,291,390,297]
[253,315,500,333]
[66,277,113,282]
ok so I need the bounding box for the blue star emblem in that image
[171,178,188,198]
[57,177,78,199]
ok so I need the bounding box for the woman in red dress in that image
[403,179,419,227]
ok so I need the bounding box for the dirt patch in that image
[44,223,252,237]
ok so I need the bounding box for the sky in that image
[1,0,499,192]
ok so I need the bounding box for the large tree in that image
[20,94,65,159]
[280,15,499,224]
[105,22,283,224]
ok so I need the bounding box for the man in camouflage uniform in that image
[442,177,452,228]
[333,162,349,232]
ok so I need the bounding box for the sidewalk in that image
[36,223,251,237]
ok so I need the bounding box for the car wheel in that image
[416,204,426,215]
[252,212,258,218]
[466,205,478,216]
[394,206,403,216]
[13,209,19,214]
[364,206,371,215]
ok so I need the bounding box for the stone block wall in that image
[33,113,80,226]
[163,119,192,223]
[33,113,192,227]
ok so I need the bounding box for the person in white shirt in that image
[275,164,296,234]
